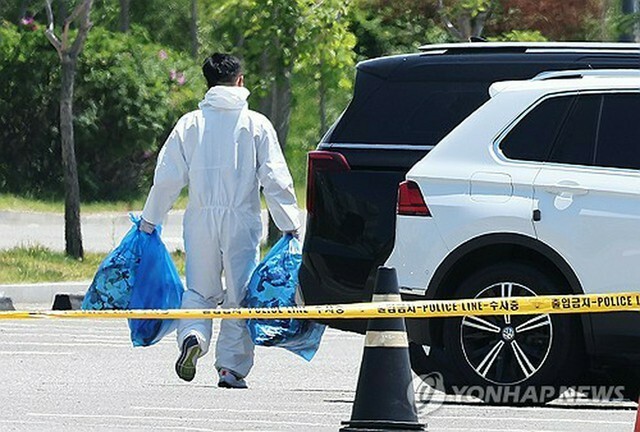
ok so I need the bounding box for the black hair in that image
[202,53,242,88]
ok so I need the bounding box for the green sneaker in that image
[175,335,202,382]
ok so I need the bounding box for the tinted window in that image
[548,95,601,166]
[595,93,640,170]
[500,96,574,161]
[330,81,489,145]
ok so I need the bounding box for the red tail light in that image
[306,151,351,214]
[397,180,430,216]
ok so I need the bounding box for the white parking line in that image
[103,424,217,432]
[131,405,347,417]
[0,341,129,348]
[429,414,631,425]
[0,419,61,427]
[27,412,335,428]
[0,323,125,331]
[0,418,216,431]
[0,325,127,333]
[0,331,130,340]
[429,429,548,432]
[0,350,74,355]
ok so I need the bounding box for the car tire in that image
[442,260,585,405]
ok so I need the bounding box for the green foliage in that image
[202,0,356,177]
[2,0,629,208]
[286,72,352,190]
[490,29,548,42]
[0,22,201,200]
[350,0,450,59]
[295,0,356,91]
[0,21,61,196]
[74,26,201,199]
[447,0,493,17]
[128,0,194,54]
[0,3,23,23]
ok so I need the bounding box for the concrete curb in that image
[0,281,89,304]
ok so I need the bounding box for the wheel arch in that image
[417,233,594,352]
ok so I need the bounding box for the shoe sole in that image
[218,380,248,389]
[175,343,201,382]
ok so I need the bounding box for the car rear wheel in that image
[442,261,585,405]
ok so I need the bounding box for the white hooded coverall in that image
[142,86,301,378]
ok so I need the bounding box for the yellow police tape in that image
[0,292,639,320]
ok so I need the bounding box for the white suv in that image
[387,70,640,402]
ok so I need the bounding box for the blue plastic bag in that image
[243,234,325,361]
[82,215,184,347]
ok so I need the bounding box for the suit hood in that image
[199,86,250,110]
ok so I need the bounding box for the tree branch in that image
[61,0,86,52]
[64,0,85,28]
[437,0,464,41]
[471,10,489,38]
[69,0,94,57]
[44,0,62,57]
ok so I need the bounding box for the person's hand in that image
[284,229,300,239]
[139,218,156,234]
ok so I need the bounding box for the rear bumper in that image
[386,215,449,296]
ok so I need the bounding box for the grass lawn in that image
[0,187,305,214]
[0,193,188,214]
[0,246,186,284]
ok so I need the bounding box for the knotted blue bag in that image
[243,234,325,361]
[82,215,184,347]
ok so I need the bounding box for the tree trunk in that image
[60,58,84,259]
[262,71,293,246]
[272,76,292,150]
[471,11,489,38]
[119,0,130,32]
[456,14,472,40]
[319,67,327,136]
[190,0,199,58]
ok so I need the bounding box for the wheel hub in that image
[501,326,515,341]
[460,282,553,385]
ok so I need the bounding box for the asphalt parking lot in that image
[0,305,637,432]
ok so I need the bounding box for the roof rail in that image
[419,41,640,52]
[532,69,640,81]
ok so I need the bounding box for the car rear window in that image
[329,81,490,146]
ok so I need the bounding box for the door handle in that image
[544,181,588,196]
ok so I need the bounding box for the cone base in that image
[340,420,426,431]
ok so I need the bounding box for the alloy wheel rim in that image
[460,282,553,385]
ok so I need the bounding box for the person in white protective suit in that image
[139,53,301,389]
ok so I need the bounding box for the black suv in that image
[300,42,640,397]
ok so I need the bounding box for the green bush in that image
[0,22,202,200]
[0,21,61,197]
[74,26,201,199]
